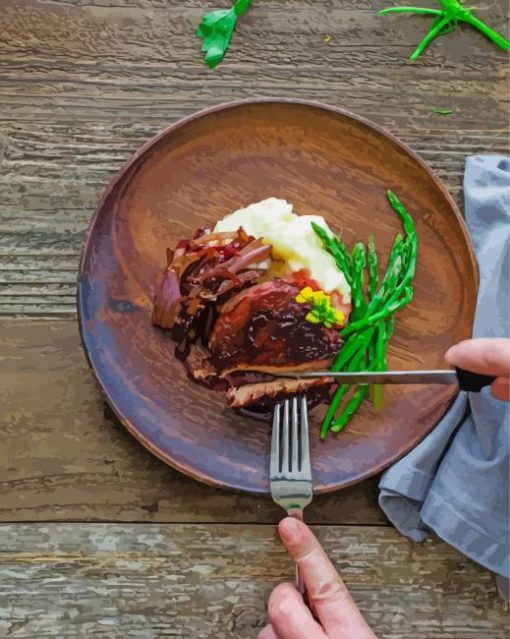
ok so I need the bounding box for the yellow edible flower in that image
[295,286,345,328]
[305,311,321,324]
[334,309,345,324]
[295,286,315,304]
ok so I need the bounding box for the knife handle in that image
[456,367,496,392]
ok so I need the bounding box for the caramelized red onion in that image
[194,268,243,286]
[151,249,181,330]
[189,230,245,247]
[152,228,273,361]
[220,243,272,273]
[216,270,262,297]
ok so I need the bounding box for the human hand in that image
[445,337,510,401]
[258,517,377,639]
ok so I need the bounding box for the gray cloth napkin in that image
[379,155,510,582]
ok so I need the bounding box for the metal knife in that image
[266,368,496,393]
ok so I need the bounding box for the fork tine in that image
[300,396,311,474]
[271,402,281,476]
[282,399,290,473]
[291,396,299,473]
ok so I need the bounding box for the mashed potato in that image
[214,198,351,303]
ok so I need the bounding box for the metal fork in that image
[270,396,313,603]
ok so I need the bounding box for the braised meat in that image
[226,376,334,408]
[208,280,341,372]
[153,232,344,410]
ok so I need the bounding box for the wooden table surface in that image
[1,1,509,637]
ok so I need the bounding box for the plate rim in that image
[77,97,478,495]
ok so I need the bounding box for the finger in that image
[258,624,279,639]
[268,583,328,639]
[279,518,376,639]
[492,377,510,402]
[445,338,510,378]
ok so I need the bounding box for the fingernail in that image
[279,516,300,544]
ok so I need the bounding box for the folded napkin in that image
[379,155,510,587]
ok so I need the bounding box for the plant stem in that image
[351,242,368,320]
[331,386,370,432]
[316,190,417,438]
[371,326,386,411]
[332,326,375,371]
[367,236,378,299]
[380,7,442,14]
[341,288,412,336]
[462,14,510,51]
[234,0,252,14]
[410,14,455,60]
[321,349,366,438]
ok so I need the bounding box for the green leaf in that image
[197,8,238,69]
[433,109,453,115]
[196,0,253,69]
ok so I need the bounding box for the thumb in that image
[279,517,376,639]
[445,338,510,377]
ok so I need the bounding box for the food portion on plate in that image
[152,191,417,438]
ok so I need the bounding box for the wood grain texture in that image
[0,523,507,639]
[0,318,385,523]
[0,0,508,315]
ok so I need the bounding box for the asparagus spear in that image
[313,190,418,437]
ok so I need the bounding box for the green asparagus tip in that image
[331,418,347,432]
[386,189,397,203]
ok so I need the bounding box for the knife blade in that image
[261,368,496,392]
[278,370,457,384]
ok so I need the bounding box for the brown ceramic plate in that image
[78,98,477,494]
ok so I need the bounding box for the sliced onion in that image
[151,267,181,329]
[189,230,244,247]
[221,244,272,274]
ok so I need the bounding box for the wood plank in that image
[0,318,385,524]
[0,0,508,314]
[0,523,507,638]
